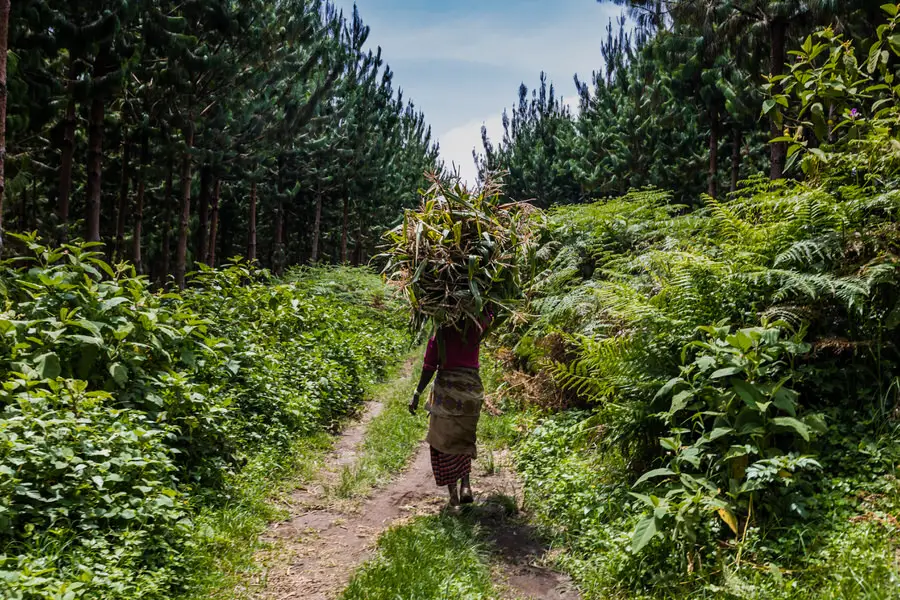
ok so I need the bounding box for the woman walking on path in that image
[409,315,490,506]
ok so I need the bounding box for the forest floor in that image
[237,358,579,600]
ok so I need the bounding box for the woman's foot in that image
[459,475,474,504]
[448,482,460,506]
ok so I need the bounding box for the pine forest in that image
[2,1,900,599]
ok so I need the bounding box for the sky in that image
[331,0,625,184]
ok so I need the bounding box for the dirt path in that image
[247,389,580,600]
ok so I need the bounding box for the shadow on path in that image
[456,493,581,600]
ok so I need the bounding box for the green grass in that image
[339,514,501,600]
[184,433,333,599]
[186,352,425,599]
[332,354,428,499]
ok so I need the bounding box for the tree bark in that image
[708,105,719,199]
[207,178,220,267]
[273,195,284,275]
[58,58,78,245]
[731,126,742,194]
[115,134,130,262]
[353,220,363,267]
[161,156,173,285]
[0,0,7,254]
[85,45,112,244]
[195,165,210,264]
[311,192,322,263]
[248,181,257,263]
[175,120,194,289]
[133,132,149,273]
[341,196,349,263]
[769,19,787,180]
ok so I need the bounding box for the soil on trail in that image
[247,386,580,600]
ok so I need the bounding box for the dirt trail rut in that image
[249,394,580,600]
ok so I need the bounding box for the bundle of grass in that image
[382,174,539,332]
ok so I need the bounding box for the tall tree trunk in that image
[195,165,210,264]
[311,192,322,263]
[248,181,257,263]
[115,134,130,262]
[58,58,78,245]
[0,0,7,254]
[18,182,26,231]
[133,132,149,273]
[341,196,349,263]
[161,157,173,286]
[219,192,232,262]
[731,126,742,194]
[85,46,111,244]
[708,105,719,199]
[353,219,363,267]
[175,120,194,289]
[207,178,220,266]
[769,19,787,180]
[273,196,284,275]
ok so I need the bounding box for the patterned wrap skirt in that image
[425,368,483,486]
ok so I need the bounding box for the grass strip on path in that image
[187,351,424,599]
[331,351,429,499]
[186,434,333,599]
[339,513,501,600]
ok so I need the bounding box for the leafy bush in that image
[632,324,825,554]
[499,9,900,598]
[0,237,408,599]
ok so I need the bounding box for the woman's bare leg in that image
[460,474,473,504]
[448,481,460,506]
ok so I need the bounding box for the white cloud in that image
[438,114,505,186]
[438,95,582,186]
[364,3,623,83]
[339,1,628,185]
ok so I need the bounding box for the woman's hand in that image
[408,392,420,415]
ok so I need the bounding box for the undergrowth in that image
[0,245,409,600]
[496,12,900,600]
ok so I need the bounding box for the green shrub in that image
[0,236,408,599]
[501,9,900,597]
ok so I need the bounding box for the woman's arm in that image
[410,337,440,415]
[409,368,435,415]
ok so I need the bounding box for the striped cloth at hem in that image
[430,446,472,487]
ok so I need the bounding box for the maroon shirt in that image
[423,314,492,371]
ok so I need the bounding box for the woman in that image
[408,314,490,506]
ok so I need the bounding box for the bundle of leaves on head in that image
[381,173,540,332]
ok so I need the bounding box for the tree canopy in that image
[0,0,440,286]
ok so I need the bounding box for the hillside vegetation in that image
[492,11,900,599]
[0,241,407,599]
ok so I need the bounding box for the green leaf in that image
[100,297,131,312]
[726,330,753,353]
[711,366,741,379]
[773,417,811,442]
[706,427,734,442]
[109,363,129,386]
[633,468,676,488]
[631,516,658,553]
[654,377,682,400]
[772,387,799,416]
[34,353,61,380]
[732,379,764,409]
[670,390,693,414]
